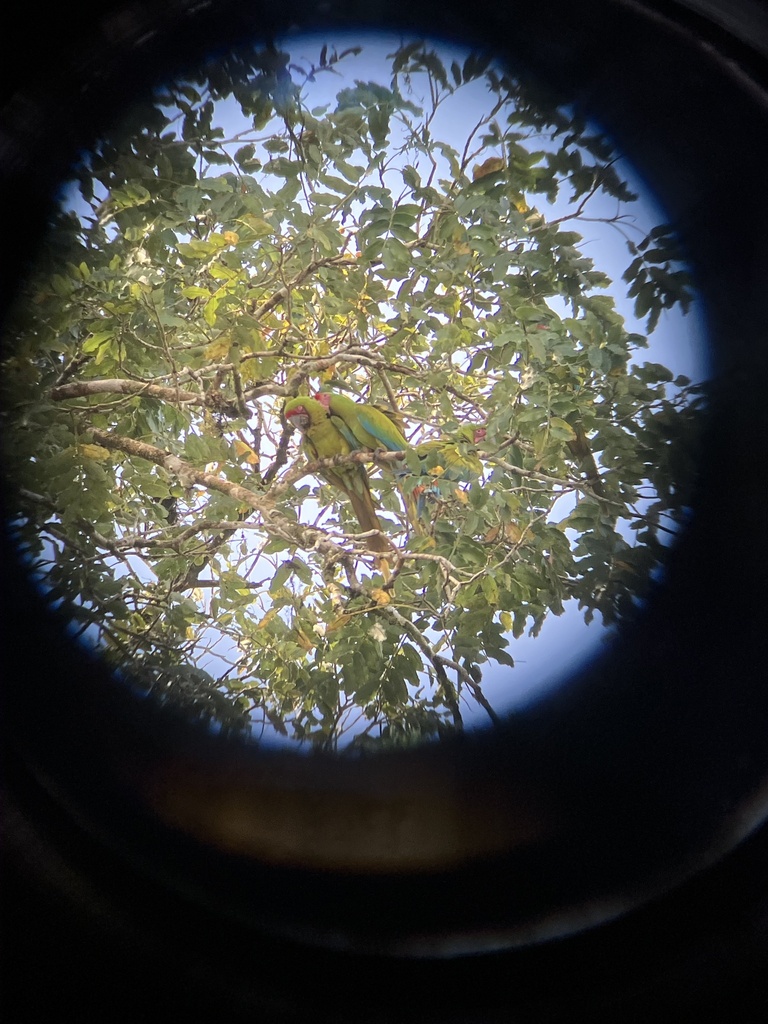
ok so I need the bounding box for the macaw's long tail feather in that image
[412,481,444,521]
[401,484,426,534]
[345,485,392,553]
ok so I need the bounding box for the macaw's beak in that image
[285,408,310,432]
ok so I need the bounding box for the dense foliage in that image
[0,40,703,748]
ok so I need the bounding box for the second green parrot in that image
[416,424,486,482]
[283,396,391,553]
[413,424,487,514]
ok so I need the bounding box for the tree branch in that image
[378,604,501,728]
[51,378,240,416]
[88,428,371,564]
[248,253,359,320]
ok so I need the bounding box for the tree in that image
[0,39,703,749]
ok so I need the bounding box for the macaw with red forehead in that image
[283,396,391,553]
[314,390,424,529]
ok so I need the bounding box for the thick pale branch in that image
[88,428,358,563]
[52,379,197,403]
[51,378,239,415]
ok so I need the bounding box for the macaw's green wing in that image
[371,403,406,435]
[303,409,364,496]
[318,392,409,452]
[356,405,408,451]
[347,400,424,530]
[329,413,359,450]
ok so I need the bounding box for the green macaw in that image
[416,425,486,482]
[314,391,424,531]
[283,396,391,553]
[413,424,487,514]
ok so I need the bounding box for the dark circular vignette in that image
[3,0,768,1020]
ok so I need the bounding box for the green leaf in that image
[234,144,256,165]
[634,282,656,320]
[203,295,220,325]
[81,330,114,353]
[290,557,313,585]
[402,165,421,189]
[110,184,152,209]
[481,576,499,605]
[269,562,293,595]
[318,173,353,195]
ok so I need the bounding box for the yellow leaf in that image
[473,156,505,180]
[256,608,279,631]
[204,335,232,361]
[500,611,513,632]
[505,522,523,543]
[236,214,274,237]
[327,614,352,632]
[484,522,522,544]
[370,587,391,606]
[454,488,469,504]
[234,440,259,465]
[222,231,239,245]
[239,363,262,384]
[79,443,111,462]
[294,628,315,652]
